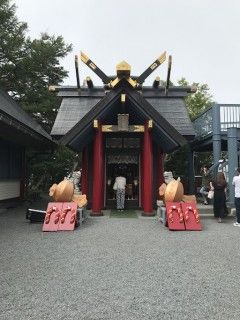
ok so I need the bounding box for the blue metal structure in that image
[192,104,240,206]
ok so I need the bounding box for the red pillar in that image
[140,147,144,208]
[157,149,165,199]
[142,122,153,215]
[91,124,104,216]
[81,147,88,196]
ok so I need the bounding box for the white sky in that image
[14,0,240,103]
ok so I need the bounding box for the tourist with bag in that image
[212,172,227,223]
[200,165,213,205]
[207,189,214,200]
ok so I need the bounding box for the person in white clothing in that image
[232,167,240,226]
[114,174,126,210]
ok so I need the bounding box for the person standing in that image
[232,167,240,227]
[213,172,227,223]
[200,165,212,205]
[114,174,126,211]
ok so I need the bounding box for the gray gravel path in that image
[0,205,240,320]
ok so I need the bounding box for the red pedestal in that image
[91,126,103,215]
[58,202,78,231]
[81,147,88,196]
[165,202,185,231]
[181,202,202,231]
[42,202,63,232]
[142,123,153,215]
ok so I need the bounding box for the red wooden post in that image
[140,147,144,208]
[157,149,165,199]
[81,147,88,196]
[91,123,103,215]
[142,122,153,215]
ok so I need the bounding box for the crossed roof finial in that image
[80,51,169,89]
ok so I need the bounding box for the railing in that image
[220,104,240,131]
[193,108,213,138]
[193,104,240,138]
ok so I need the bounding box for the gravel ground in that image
[0,204,240,320]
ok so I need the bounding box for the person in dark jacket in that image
[213,172,227,223]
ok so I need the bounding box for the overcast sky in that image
[14,0,240,103]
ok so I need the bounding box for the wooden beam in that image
[165,55,172,95]
[80,51,110,84]
[137,52,166,85]
[75,55,81,90]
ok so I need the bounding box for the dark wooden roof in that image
[53,79,194,153]
[0,88,54,147]
[52,85,194,137]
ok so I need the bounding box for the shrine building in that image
[51,52,195,216]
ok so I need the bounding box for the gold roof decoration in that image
[116,60,131,77]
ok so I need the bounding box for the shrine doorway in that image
[105,136,140,209]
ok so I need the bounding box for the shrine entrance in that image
[105,136,140,209]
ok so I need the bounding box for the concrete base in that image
[141,212,155,217]
[90,211,104,216]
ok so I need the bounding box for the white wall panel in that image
[0,180,20,200]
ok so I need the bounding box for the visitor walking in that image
[212,172,227,223]
[113,174,126,211]
[200,165,212,205]
[232,167,240,227]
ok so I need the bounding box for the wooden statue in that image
[49,180,74,202]
[49,179,88,208]
[158,183,167,199]
[72,194,88,208]
[164,179,184,202]
[159,177,196,203]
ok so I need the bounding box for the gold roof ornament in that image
[116,60,131,77]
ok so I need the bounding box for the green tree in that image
[27,145,78,195]
[178,77,213,120]
[164,78,214,181]
[0,0,77,194]
[0,0,72,131]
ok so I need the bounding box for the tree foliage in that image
[164,78,214,179]
[0,0,72,131]
[177,77,213,120]
[27,145,77,194]
[0,0,77,194]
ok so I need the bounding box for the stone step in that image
[197,204,213,215]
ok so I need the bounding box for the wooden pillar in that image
[157,149,165,199]
[91,122,104,215]
[142,122,153,215]
[81,147,88,196]
[102,154,105,209]
[140,147,144,208]
[20,147,26,199]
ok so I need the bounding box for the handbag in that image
[207,190,214,199]
[113,182,117,191]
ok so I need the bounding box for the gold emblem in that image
[133,125,145,132]
[148,120,153,128]
[121,94,126,103]
[150,63,158,70]
[102,125,113,132]
[89,62,96,70]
